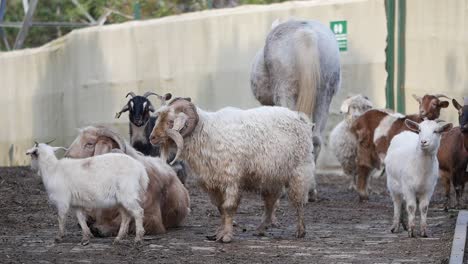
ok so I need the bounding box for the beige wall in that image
[0,0,388,167]
[404,0,467,124]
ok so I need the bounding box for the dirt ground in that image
[0,166,460,264]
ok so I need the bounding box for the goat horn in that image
[142,92,159,98]
[433,94,450,99]
[165,128,184,165]
[126,92,136,98]
[45,139,56,145]
[34,141,39,146]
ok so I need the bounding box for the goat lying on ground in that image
[27,142,148,245]
[116,91,188,184]
[65,125,190,237]
[351,94,449,201]
[149,97,315,242]
[386,119,452,237]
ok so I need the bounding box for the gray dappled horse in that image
[251,19,341,161]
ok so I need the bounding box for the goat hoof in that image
[219,234,233,243]
[112,238,122,245]
[54,236,63,243]
[421,232,428,238]
[206,234,217,241]
[295,230,306,238]
[390,226,399,233]
[81,239,90,246]
[408,230,415,238]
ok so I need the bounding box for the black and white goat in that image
[116,92,188,184]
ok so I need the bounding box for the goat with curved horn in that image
[433,94,451,99]
[126,92,137,98]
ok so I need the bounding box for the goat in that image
[250,19,341,162]
[438,98,468,210]
[385,119,452,237]
[351,94,449,200]
[26,142,148,245]
[149,97,315,243]
[115,91,188,184]
[64,125,190,237]
[329,95,373,190]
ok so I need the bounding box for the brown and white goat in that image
[65,126,190,236]
[351,94,449,201]
[438,98,468,210]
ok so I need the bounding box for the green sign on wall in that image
[330,20,347,52]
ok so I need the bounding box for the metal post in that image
[396,0,406,114]
[0,0,10,50]
[13,0,38,49]
[133,2,141,20]
[385,0,395,110]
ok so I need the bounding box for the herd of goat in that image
[22,19,468,245]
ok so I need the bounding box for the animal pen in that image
[0,0,467,263]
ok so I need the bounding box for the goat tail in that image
[295,29,321,118]
[139,168,150,201]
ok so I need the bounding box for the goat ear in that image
[26,148,37,156]
[115,104,130,119]
[436,123,453,134]
[311,123,315,132]
[453,99,462,111]
[52,147,67,153]
[412,94,422,104]
[94,138,113,155]
[438,101,449,108]
[148,103,155,112]
[340,101,350,114]
[173,112,188,132]
[405,119,420,132]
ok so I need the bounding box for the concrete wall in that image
[0,0,388,167]
[404,0,467,124]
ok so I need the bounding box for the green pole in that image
[385,0,395,110]
[133,2,141,20]
[396,0,406,114]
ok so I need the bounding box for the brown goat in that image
[438,98,468,210]
[351,94,449,201]
[65,125,190,236]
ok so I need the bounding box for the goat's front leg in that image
[75,208,93,245]
[406,194,417,238]
[419,195,431,237]
[55,205,69,242]
[216,185,240,243]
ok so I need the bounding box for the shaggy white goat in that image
[329,95,373,190]
[385,120,452,237]
[149,98,315,243]
[26,143,149,245]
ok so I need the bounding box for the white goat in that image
[26,143,149,245]
[329,95,373,190]
[385,120,452,237]
[149,98,315,242]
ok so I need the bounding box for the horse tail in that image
[295,29,321,118]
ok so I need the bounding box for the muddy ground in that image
[0,167,460,264]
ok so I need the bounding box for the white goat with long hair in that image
[329,95,373,190]
[385,120,452,237]
[149,97,316,243]
[26,142,148,245]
